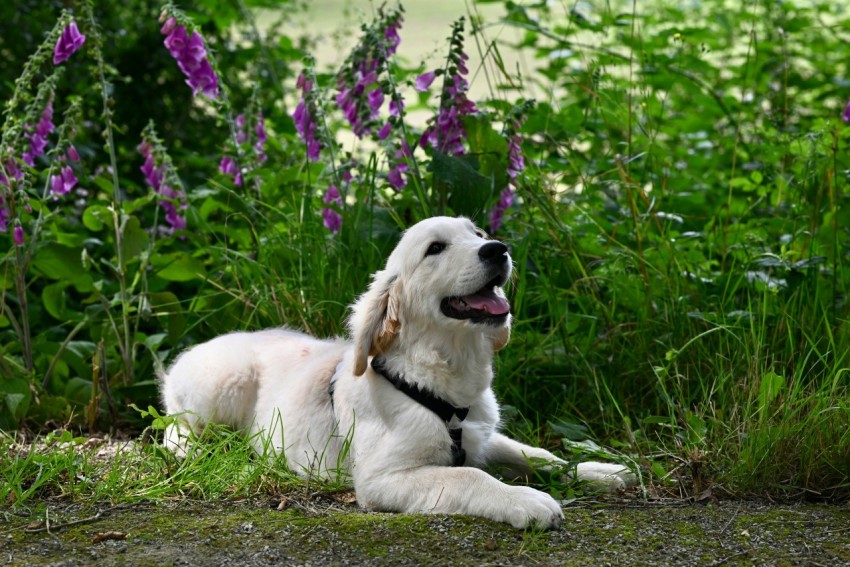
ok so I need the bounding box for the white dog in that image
[160,216,634,529]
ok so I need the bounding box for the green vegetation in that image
[1,0,848,509]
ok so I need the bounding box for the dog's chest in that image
[455,416,494,465]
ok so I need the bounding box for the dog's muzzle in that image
[440,241,511,325]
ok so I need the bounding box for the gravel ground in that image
[3,496,849,566]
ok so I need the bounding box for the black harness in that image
[328,357,471,467]
[371,356,469,467]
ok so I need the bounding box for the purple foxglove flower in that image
[187,59,219,98]
[384,18,402,54]
[0,159,22,188]
[389,97,404,117]
[844,99,850,123]
[53,21,86,65]
[50,166,78,198]
[234,114,248,144]
[296,73,313,92]
[141,154,163,190]
[368,88,385,116]
[323,184,342,206]
[293,77,324,162]
[322,208,342,233]
[0,206,8,232]
[489,187,515,233]
[162,21,219,99]
[161,16,178,36]
[255,113,268,161]
[415,71,437,92]
[219,155,243,186]
[307,139,321,162]
[387,161,408,190]
[219,156,237,176]
[67,146,80,162]
[182,31,208,66]
[322,184,343,233]
[165,204,187,231]
[164,25,188,57]
[138,140,153,157]
[22,102,55,166]
[36,102,55,138]
[13,225,24,246]
[377,122,392,140]
[507,135,524,179]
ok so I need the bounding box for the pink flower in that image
[53,21,86,65]
[13,225,25,246]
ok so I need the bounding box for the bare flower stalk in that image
[81,0,134,384]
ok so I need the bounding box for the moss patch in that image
[3,500,849,566]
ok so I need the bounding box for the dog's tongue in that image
[461,289,510,316]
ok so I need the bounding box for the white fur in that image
[160,216,635,529]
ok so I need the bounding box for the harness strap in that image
[371,356,469,467]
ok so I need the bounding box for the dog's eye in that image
[425,242,446,257]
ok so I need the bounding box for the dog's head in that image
[349,216,513,376]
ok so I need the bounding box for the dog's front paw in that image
[503,485,564,530]
[575,461,637,492]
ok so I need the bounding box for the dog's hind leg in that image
[161,408,207,458]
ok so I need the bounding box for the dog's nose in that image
[478,241,509,264]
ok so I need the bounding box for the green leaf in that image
[82,205,111,231]
[548,419,590,441]
[152,253,206,282]
[431,151,494,220]
[121,215,150,262]
[32,242,93,292]
[0,378,31,428]
[65,377,93,405]
[148,291,185,343]
[42,282,69,321]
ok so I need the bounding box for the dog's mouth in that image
[440,276,510,324]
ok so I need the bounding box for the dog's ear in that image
[350,271,402,376]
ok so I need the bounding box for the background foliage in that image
[1,0,849,500]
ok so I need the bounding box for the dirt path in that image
[3,497,848,566]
